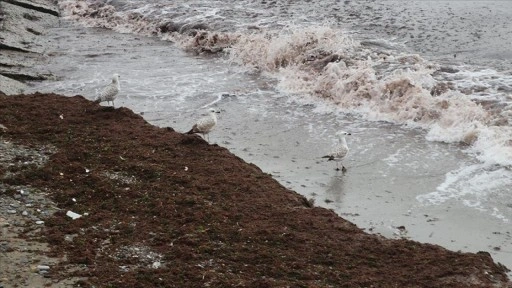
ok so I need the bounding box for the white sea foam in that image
[201,93,223,108]
[417,163,512,221]
[227,27,512,165]
[59,1,157,35]
[382,148,405,167]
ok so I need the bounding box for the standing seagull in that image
[186,108,220,142]
[323,131,351,172]
[95,73,120,107]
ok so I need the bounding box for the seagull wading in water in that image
[186,108,220,142]
[323,131,351,172]
[95,73,120,107]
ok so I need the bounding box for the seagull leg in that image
[341,165,347,173]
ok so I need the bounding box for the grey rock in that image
[3,0,59,16]
[0,74,27,95]
[0,2,57,53]
[0,0,59,94]
[0,66,55,81]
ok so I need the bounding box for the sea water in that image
[28,0,512,268]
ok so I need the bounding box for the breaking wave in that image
[58,0,512,166]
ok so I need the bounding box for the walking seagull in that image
[322,131,351,172]
[95,73,120,107]
[186,108,220,142]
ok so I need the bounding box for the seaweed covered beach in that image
[0,93,510,287]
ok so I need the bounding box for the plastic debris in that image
[66,210,82,220]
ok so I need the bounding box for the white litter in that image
[66,210,82,220]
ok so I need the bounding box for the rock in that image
[0,66,55,81]
[2,0,59,16]
[0,218,9,227]
[35,220,44,225]
[0,74,27,95]
[0,1,57,53]
[0,0,58,94]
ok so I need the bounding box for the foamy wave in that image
[58,1,512,166]
[227,27,357,71]
[168,31,239,54]
[59,0,241,54]
[472,126,512,165]
[417,163,512,221]
[59,1,159,35]
[227,27,512,165]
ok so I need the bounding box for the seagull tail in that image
[322,155,335,161]
[93,89,102,103]
[93,94,102,103]
[186,124,198,135]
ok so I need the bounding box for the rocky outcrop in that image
[0,74,26,95]
[0,0,59,95]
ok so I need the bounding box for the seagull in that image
[322,131,351,172]
[186,108,220,142]
[95,73,120,107]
